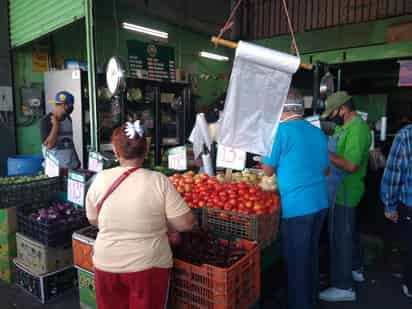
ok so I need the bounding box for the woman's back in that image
[86,167,189,273]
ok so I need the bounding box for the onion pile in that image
[30,202,84,224]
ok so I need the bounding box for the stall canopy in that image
[8,0,85,48]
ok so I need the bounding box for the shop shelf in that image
[170,239,260,309]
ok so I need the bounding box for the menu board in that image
[127,41,176,82]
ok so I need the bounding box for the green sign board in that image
[127,40,176,82]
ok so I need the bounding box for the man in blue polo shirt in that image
[263,89,329,309]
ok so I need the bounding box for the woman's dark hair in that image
[111,123,147,160]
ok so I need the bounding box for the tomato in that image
[255,210,265,215]
[183,177,194,184]
[253,202,263,211]
[177,186,185,193]
[184,184,193,193]
[219,213,230,220]
[224,205,232,211]
[249,187,257,194]
[198,201,205,208]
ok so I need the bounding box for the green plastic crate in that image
[0,208,17,234]
[77,268,97,309]
[0,232,17,258]
[0,255,14,283]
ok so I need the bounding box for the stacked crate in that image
[14,199,88,303]
[0,208,17,283]
[72,225,98,308]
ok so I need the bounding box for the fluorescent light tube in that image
[199,51,229,61]
[122,22,168,40]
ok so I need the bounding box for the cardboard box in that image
[16,233,73,275]
[77,268,97,309]
[0,207,17,234]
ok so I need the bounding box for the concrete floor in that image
[1,246,410,309]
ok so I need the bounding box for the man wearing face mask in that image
[40,91,80,169]
[320,91,371,302]
[262,89,329,309]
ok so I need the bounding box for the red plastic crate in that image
[170,239,260,309]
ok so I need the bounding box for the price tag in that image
[67,171,86,207]
[168,146,187,171]
[88,152,104,173]
[45,152,60,177]
[216,145,246,171]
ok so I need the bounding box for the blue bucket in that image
[7,155,44,176]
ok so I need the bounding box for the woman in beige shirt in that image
[86,121,196,309]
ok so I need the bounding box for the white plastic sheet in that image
[217,41,300,156]
[189,113,212,159]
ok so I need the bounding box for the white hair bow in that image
[124,120,144,139]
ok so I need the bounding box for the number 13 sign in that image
[67,171,86,207]
[216,145,246,171]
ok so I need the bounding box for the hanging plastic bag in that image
[217,41,300,156]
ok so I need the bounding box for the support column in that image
[85,0,99,151]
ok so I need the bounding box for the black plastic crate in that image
[17,201,89,247]
[15,260,77,304]
[0,177,62,209]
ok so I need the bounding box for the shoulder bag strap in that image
[95,167,139,215]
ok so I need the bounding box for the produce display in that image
[173,230,246,268]
[169,172,280,215]
[29,202,84,224]
[0,174,48,185]
[216,171,278,192]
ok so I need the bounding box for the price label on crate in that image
[216,145,246,171]
[45,151,60,177]
[168,146,187,171]
[67,171,86,207]
[88,151,104,173]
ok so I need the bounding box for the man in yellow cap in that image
[40,91,80,169]
[319,91,371,302]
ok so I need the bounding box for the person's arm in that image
[380,133,405,223]
[329,152,359,173]
[85,174,101,226]
[168,212,196,232]
[43,115,60,149]
[329,126,370,174]
[262,129,282,177]
[164,176,197,232]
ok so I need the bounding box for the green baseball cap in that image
[322,91,352,118]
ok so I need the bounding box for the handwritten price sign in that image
[45,151,60,177]
[168,146,187,171]
[216,145,246,171]
[67,171,86,207]
[88,152,104,173]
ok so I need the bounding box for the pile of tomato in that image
[169,172,280,215]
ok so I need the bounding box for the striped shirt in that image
[381,125,412,212]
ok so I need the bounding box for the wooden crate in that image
[16,233,73,275]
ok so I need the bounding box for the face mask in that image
[329,112,344,126]
[64,106,74,117]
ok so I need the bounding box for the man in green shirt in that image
[319,91,372,302]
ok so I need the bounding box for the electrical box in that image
[21,87,43,116]
[0,86,13,111]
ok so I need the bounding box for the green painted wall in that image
[257,15,412,64]
[13,6,230,154]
